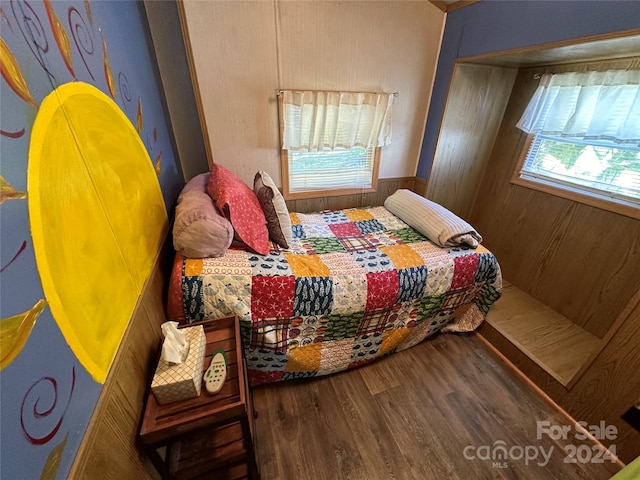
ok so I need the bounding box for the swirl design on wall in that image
[67,6,94,80]
[20,367,75,445]
[1,6,15,33]
[0,240,26,272]
[10,0,52,77]
[0,128,25,138]
[118,71,131,108]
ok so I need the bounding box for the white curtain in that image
[282,90,393,151]
[516,69,640,145]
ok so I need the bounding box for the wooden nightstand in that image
[139,316,259,479]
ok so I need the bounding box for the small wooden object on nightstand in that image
[139,315,259,479]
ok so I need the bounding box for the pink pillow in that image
[207,164,270,255]
[173,173,234,258]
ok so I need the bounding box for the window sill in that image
[511,176,640,220]
[283,185,377,201]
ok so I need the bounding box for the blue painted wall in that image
[417,0,640,179]
[0,1,183,478]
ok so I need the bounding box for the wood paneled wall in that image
[428,48,640,464]
[426,63,517,218]
[286,177,415,213]
[178,0,445,188]
[68,244,170,479]
[478,289,640,464]
[469,59,640,339]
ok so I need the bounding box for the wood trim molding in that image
[284,176,413,213]
[565,286,640,390]
[412,176,427,196]
[511,176,640,221]
[457,28,640,67]
[429,1,447,13]
[429,0,479,13]
[142,1,209,182]
[284,185,378,202]
[476,332,626,469]
[176,0,215,168]
[445,1,480,13]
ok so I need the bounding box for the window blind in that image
[522,134,640,202]
[288,147,374,192]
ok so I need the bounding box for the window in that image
[278,90,393,200]
[519,134,640,201]
[287,146,379,195]
[514,69,640,217]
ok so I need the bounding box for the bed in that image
[167,173,502,386]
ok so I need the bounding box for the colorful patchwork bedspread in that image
[167,206,502,385]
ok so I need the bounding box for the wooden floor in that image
[252,333,619,480]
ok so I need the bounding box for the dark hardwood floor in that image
[252,332,620,480]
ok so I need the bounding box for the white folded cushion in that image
[384,189,482,248]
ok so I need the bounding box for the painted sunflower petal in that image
[0,37,38,108]
[101,31,117,99]
[40,433,69,480]
[0,175,27,203]
[136,96,143,133]
[155,152,162,175]
[84,0,93,27]
[0,299,47,370]
[44,0,75,78]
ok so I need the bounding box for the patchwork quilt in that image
[167,206,502,385]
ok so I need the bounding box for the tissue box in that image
[151,325,206,405]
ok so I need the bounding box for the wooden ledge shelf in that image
[486,280,601,387]
[169,421,249,479]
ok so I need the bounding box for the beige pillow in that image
[173,173,233,258]
[384,189,482,248]
[254,171,293,248]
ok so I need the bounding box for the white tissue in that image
[160,321,190,364]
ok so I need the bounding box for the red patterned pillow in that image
[207,164,269,255]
